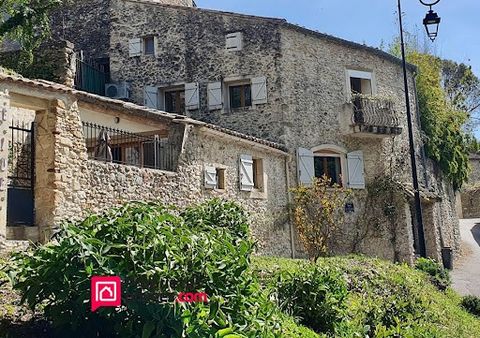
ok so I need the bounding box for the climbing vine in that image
[408,52,471,189]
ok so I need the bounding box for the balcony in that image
[349,95,402,137]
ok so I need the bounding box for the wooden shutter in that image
[154,36,159,56]
[129,38,142,57]
[144,86,158,109]
[208,82,223,110]
[204,166,217,189]
[185,82,199,110]
[251,76,267,105]
[226,32,243,51]
[297,148,315,186]
[347,151,365,189]
[239,155,254,191]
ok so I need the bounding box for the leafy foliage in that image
[5,199,288,337]
[462,296,480,317]
[0,0,64,66]
[415,257,451,291]
[253,256,480,337]
[291,176,351,260]
[274,265,347,334]
[409,52,471,189]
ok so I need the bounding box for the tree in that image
[0,0,64,65]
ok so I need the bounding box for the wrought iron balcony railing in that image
[351,95,402,136]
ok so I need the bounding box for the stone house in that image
[0,71,293,256]
[2,0,460,263]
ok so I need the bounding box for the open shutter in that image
[185,82,199,110]
[208,82,223,110]
[251,76,267,105]
[144,86,158,109]
[154,36,159,56]
[129,38,142,57]
[347,151,365,189]
[239,155,254,191]
[297,148,315,186]
[204,166,217,189]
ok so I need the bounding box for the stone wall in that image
[0,40,76,87]
[460,156,480,219]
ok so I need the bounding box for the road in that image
[452,218,480,297]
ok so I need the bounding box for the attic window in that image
[347,70,375,97]
[226,32,243,52]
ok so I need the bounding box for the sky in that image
[197,0,479,73]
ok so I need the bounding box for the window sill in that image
[250,189,267,200]
[228,106,253,113]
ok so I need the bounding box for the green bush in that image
[462,296,480,317]
[415,257,451,291]
[5,199,284,337]
[274,265,348,334]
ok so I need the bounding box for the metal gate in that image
[7,121,35,226]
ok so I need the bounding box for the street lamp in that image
[420,0,442,42]
[396,0,441,258]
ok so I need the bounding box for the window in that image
[347,70,375,98]
[314,155,342,185]
[143,36,155,55]
[229,84,252,109]
[164,89,186,114]
[252,158,264,190]
[350,77,372,95]
[216,168,226,190]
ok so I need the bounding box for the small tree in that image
[291,176,351,261]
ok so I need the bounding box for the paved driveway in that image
[452,218,480,297]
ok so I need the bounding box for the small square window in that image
[229,84,252,109]
[350,77,372,95]
[144,36,155,55]
[165,89,186,114]
[216,168,226,190]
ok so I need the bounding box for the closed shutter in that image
[144,86,158,109]
[239,155,254,191]
[251,76,267,105]
[185,82,199,110]
[347,151,365,189]
[205,166,217,189]
[129,38,142,57]
[208,82,223,110]
[226,32,243,51]
[297,148,315,186]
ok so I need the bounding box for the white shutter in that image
[185,82,199,110]
[208,82,223,110]
[239,155,254,191]
[251,76,267,105]
[204,166,217,189]
[144,86,158,109]
[226,32,243,51]
[297,148,315,186]
[129,38,142,57]
[347,151,365,189]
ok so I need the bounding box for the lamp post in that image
[397,0,441,258]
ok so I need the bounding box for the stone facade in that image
[0,74,292,257]
[28,0,460,263]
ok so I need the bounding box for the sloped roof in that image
[0,74,288,153]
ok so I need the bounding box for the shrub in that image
[462,296,480,317]
[291,176,351,260]
[274,264,348,334]
[5,199,283,337]
[415,257,451,291]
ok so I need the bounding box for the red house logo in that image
[91,276,121,312]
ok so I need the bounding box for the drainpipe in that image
[285,154,296,259]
